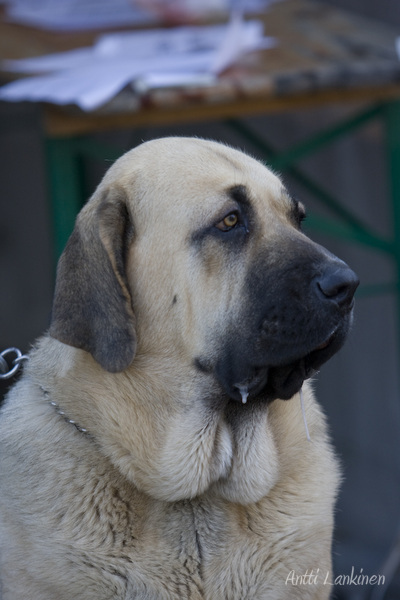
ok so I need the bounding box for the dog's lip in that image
[312,327,338,352]
[231,326,342,403]
[233,368,269,399]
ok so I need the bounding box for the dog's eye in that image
[298,207,306,225]
[215,212,239,232]
[294,200,306,228]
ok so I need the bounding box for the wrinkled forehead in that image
[109,138,291,220]
[188,147,289,224]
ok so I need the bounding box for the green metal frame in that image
[383,101,400,310]
[45,99,400,312]
[45,137,123,257]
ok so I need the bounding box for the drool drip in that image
[300,387,311,442]
[236,385,249,404]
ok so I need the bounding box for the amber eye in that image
[216,212,239,231]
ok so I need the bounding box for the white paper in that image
[3,24,230,74]
[2,47,98,74]
[3,0,276,31]
[3,0,156,30]
[211,12,266,74]
[0,16,275,110]
[133,73,216,93]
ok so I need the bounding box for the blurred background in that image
[1,1,400,598]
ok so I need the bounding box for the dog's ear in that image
[49,187,136,372]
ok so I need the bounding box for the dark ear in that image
[49,187,136,372]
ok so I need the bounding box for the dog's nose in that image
[316,263,359,309]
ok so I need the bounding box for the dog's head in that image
[50,137,358,405]
[48,137,356,503]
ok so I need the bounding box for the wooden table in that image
[1,0,395,135]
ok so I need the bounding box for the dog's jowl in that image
[0,138,358,599]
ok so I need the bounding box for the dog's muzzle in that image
[214,253,359,405]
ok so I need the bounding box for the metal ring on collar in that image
[0,348,29,380]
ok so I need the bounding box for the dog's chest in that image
[129,500,206,599]
[106,498,278,600]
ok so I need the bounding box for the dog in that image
[0,137,358,599]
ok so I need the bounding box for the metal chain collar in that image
[0,347,89,435]
[0,347,29,380]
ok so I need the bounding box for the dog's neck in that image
[32,338,283,505]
